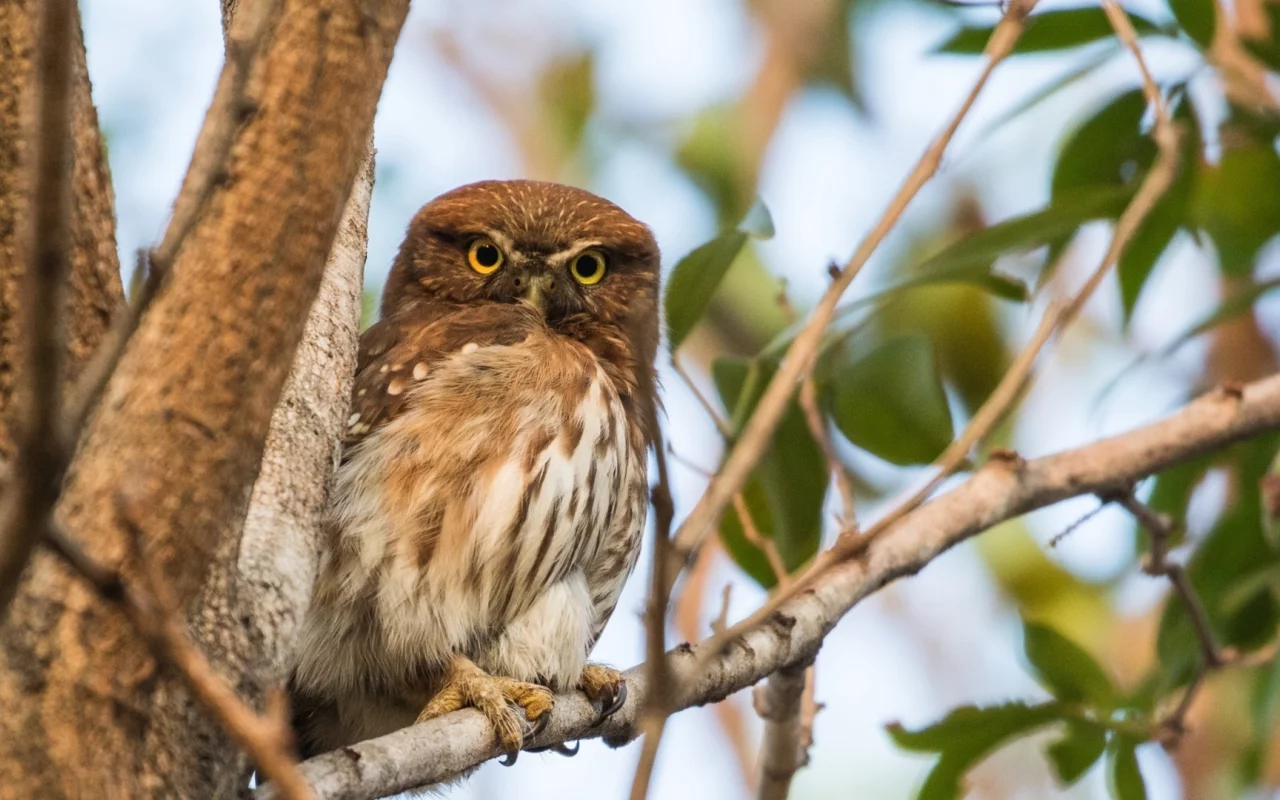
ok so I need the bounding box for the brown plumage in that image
[289,180,660,760]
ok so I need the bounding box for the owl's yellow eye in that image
[467,238,504,275]
[569,249,607,286]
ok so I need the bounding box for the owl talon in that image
[579,663,628,725]
[416,655,555,756]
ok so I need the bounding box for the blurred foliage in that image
[652,0,1280,796]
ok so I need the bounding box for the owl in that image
[289,180,660,762]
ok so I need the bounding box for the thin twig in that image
[628,374,677,800]
[0,0,75,618]
[673,356,734,441]
[43,505,313,800]
[799,374,858,530]
[668,445,716,479]
[661,0,1040,598]
[733,493,789,584]
[1048,499,1111,547]
[1107,489,1222,745]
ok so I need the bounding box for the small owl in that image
[289,180,660,760]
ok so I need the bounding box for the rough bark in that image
[259,375,1280,800]
[0,1,406,796]
[189,150,373,797]
[0,0,123,454]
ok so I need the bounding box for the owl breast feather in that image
[292,330,647,701]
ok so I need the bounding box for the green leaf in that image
[713,358,826,588]
[936,9,1160,54]
[1108,735,1147,800]
[1023,621,1118,707]
[663,201,777,350]
[1053,89,1156,199]
[664,231,748,350]
[918,186,1132,280]
[1169,0,1216,49]
[888,702,1065,800]
[1047,721,1107,785]
[827,334,954,466]
[1193,142,1280,275]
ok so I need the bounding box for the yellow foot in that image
[579,663,628,724]
[416,655,555,755]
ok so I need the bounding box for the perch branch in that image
[256,373,1280,800]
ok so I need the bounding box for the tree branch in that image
[259,373,1280,800]
[753,662,808,800]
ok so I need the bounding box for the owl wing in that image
[342,304,541,451]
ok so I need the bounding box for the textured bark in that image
[259,375,1280,800]
[188,150,372,798]
[0,0,123,455]
[0,1,406,796]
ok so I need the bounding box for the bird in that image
[288,179,660,762]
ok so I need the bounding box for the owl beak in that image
[519,273,553,315]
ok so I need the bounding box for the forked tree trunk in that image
[0,1,405,796]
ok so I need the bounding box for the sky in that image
[76,0,1242,797]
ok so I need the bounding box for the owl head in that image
[383,180,660,365]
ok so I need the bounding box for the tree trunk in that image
[0,0,405,795]
[0,0,123,454]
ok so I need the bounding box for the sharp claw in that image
[603,680,627,719]
[591,679,627,725]
[526,709,551,741]
[500,751,519,767]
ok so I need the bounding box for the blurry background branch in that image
[262,373,1280,800]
